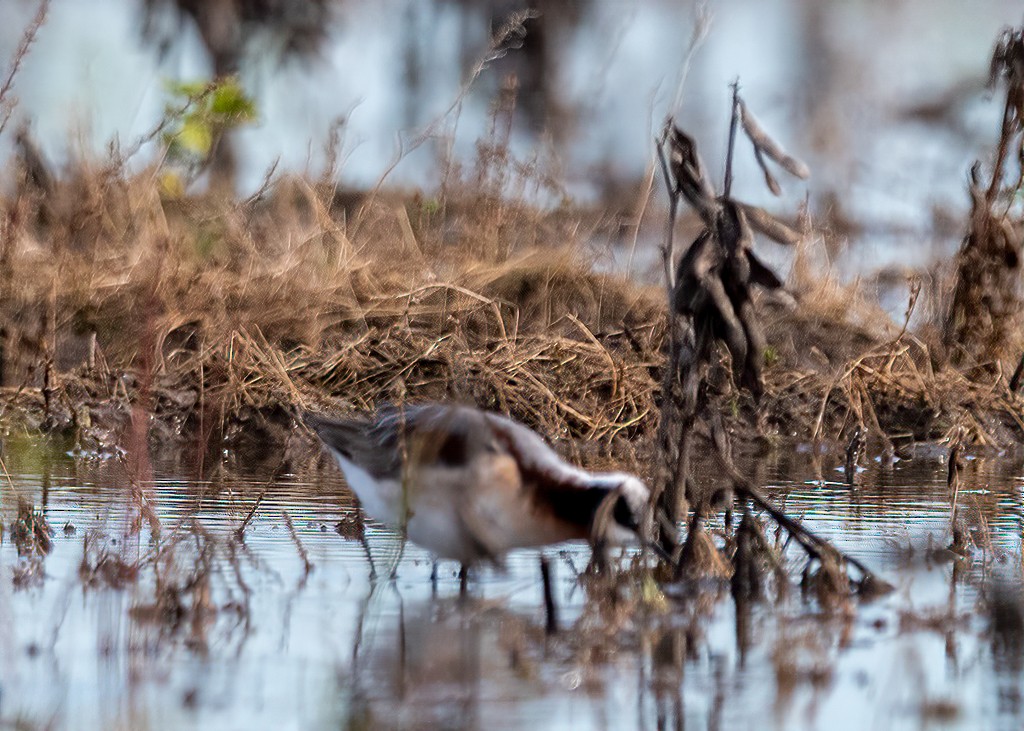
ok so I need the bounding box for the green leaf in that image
[158,76,259,170]
[159,170,185,198]
[164,79,209,100]
[210,80,257,121]
[175,117,213,156]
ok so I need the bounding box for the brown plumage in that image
[305,403,651,566]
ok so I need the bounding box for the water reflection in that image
[0,441,1023,729]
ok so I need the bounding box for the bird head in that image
[591,473,654,546]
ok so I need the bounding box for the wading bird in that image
[305,403,654,582]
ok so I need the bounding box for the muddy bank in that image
[2,173,1022,472]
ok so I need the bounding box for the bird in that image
[304,402,654,570]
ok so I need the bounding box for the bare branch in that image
[0,0,50,137]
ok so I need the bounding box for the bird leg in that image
[360,532,378,581]
[539,554,559,635]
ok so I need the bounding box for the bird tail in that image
[302,412,373,462]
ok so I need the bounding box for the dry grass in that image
[944,23,1024,368]
[0,160,663,458]
[2,148,1024,474]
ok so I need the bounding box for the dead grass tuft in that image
[2,105,1024,480]
[10,499,52,558]
[78,533,140,589]
[944,22,1024,368]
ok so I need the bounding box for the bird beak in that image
[640,505,679,568]
[644,538,676,567]
[589,489,621,546]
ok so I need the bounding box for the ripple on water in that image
[0,444,1022,730]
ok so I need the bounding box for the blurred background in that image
[1,0,1022,270]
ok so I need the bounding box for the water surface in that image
[2,440,1023,730]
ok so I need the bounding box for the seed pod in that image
[739,99,811,181]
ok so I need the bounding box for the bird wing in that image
[481,411,620,535]
[383,405,524,563]
[483,412,592,489]
[457,431,593,559]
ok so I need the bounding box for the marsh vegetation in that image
[2,3,1024,730]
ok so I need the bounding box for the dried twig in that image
[0,0,50,137]
[282,510,314,578]
[711,422,886,592]
[235,490,266,540]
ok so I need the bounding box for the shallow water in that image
[1,441,1023,731]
